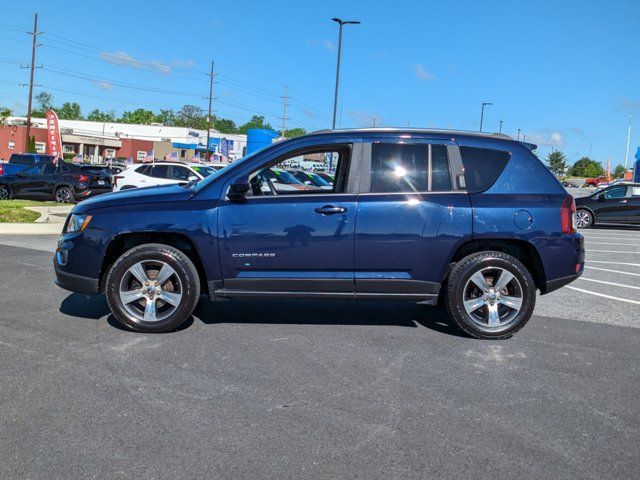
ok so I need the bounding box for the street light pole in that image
[331,17,360,129]
[624,115,632,169]
[517,128,521,141]
[479,102,492,132]
[499,120,503,133]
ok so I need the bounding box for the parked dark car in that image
[0,161,112,203]
[0,153,59,177]
[287,169,333,190]
[54,128,584,339]
[574,182,640,228]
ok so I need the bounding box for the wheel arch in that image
[576,206,596,221]
[447,238,547,293]
[100,232,209,296]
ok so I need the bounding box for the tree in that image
[546,150,567,176]
[57,102,83,120]
[0,106,11,126]
[583,162,603,178]
[119,108,156,125]
[613,165,626,178]
[214,117,237,134]
[87,109,115,122]
[568,156,595,177]
[176,104,207,129]
[237,115,273,134]
[35,91,54,112]
[155,109,177,126]
[284,127,307,138]
[27,135,36,153]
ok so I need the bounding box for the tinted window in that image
[11,154,33,166]
[57,163,71,173]
[370,143,451,193]
[42,164,56,175]
[21,165,41,176]
[136,165,151,176]
[150,165,170,179]
[604,186,628,199]
[459,147,510,193]
[170,166,191,181]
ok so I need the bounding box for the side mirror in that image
[227,175,251,202]
[598,194,606,202]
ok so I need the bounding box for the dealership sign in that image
[45,110,63,161]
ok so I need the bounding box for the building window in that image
[136,151,147,161]
[63,144,76,154]
[8,141,15,150]
[35,142,46,153]
[181,150,186,158]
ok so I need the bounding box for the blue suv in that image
[53,129,584,339]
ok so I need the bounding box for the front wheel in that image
[0,184,11,200]
[105,244,201,333]
[575,209,593,229]
[445,251,536,339]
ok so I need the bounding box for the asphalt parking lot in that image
[1,230,639,479]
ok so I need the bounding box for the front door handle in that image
[315,205,347,215]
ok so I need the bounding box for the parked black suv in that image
[0,162,112,202]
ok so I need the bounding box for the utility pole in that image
[499,120,503,133]
[331,18,360,129]
[279,85,290,139]
[624,115,632,169]
[517,128,521,141]
[372,116,376,127]
[22,13,42,151]
[205,61,215,161]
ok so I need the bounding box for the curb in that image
[0,223,63,235]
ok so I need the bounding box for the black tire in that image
[0,184,11,200]
[105,243,201,333]
[575,209,593,229]
[444,251,536,339]
[55,186,74,203]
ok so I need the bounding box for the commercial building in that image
[0,117,247,163]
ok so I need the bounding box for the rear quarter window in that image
[460,147,511,193]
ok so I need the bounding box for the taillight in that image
[78,174,89,183]
[113,175,124,188]
[561,195,576,234]
[0,163,4,175]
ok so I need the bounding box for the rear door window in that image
[170,166,191,181]
[604,186,629,199]
[150,165,170,179]
[369,143,451,193]
[459,147,511,193]
[42,164,56,175]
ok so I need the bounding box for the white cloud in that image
[523,131,565,147]
[94,81,113,91]
[412,64,436,81]
[616,98,640,111]
[99,51,193,75]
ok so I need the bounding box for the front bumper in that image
[54,256,100,294]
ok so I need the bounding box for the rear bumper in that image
[542,234,585,294]
[74,187,111,201]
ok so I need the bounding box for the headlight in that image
[66,214,93,233]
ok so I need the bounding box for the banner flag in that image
[45,110,63,163]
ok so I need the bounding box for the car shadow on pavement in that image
[194,299,468,338]
[60,292,111,319]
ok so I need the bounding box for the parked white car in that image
[112,162,216,191]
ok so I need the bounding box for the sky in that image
[0,0,639,166]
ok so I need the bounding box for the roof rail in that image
[307,127,513,140]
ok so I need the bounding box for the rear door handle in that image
[314,205,347,215]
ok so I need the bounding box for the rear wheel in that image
[105,244,201,333]
[575,209,593,229]
[55,186,74,203]
[445,251,536,339]
[0,184,10,200]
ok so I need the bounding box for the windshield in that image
[307,172,330,186]
[271,169,303,184]
[191,165,215,177]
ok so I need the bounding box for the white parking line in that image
[582,236,640,241]
[586,242,640,246]
[577,277,640,290]
[586,266,640,277]
[588,250,640,254]
[588,260,640,267]
[565,286,640,305]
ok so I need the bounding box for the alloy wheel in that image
[575,210,591,228]
[463,267,524,328]
[118,260,183,323]
[0,185,9,200]
[55,187,73,203]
